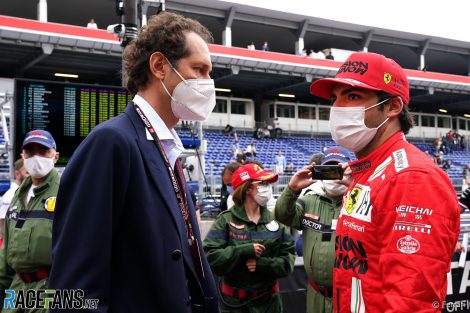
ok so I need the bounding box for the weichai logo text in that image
[334,235,368,274]
[337,61,368,75]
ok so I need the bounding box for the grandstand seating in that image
[202,131,334,175]
[178,129,470,185]
[0,125,468,195]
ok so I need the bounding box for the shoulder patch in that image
[304,213,319,220]
[229,221,245,229]
[368,156,392,182]
[266,220,280,232]
[6,206,18,220]
[44,197,56,212]
[392,149,409,172]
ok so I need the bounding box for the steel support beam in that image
[222,7,236,47]
[17,43,53,75]
[418,39,431,70]
[361,30,374,52]
[295,19,309,55]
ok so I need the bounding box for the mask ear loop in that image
[159,79,175,101]
[160,57,186,101]
[378,96,404,129]
[164,57,188,85]
[365,98,391,111]
[373,97,396,130]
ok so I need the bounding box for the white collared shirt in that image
[133,95,184,168]
[0,182,19,218]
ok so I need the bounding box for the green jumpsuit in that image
[275,187,341,313]
[203,205,295,313]
[0,169,60,313]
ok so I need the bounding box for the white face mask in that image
[329,99,391,153]
[254,184,272,207]
[24,155,55,179]
[161,63,216,121]
[322,180,347,197]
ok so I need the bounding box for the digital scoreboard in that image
[14,79,132,165]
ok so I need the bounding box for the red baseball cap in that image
[310,52,409,104]
[232,163,278,190]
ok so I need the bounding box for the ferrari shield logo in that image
[384,73,392,84]
[343,184,373,223]
[345,186,362,214]
[45,197,56,212]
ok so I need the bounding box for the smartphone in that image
[311,165,344,180]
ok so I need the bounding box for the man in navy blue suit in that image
[49,12,219,313]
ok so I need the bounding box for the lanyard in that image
[133,103,205,279]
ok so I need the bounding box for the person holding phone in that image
[309,52,460,312]
[274,147,352,313]
[203,163,295,313]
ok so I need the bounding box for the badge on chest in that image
[265,220,279,232]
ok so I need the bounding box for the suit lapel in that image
[124,104,201,281]
[124,105,186,239]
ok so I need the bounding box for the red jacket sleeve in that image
[375,168,460,313]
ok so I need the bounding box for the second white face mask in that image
[322,180,347,197]
[161,65,216,121]
[24,155,55,179]
[254,185,272,207]
[329,99,390,153]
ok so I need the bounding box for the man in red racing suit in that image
[335,131,459,312]
[310,52,460,312]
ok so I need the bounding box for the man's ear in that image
[53,152,60,164]
[386,97,404,118]
[148,52,168,81]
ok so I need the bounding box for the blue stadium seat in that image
[179,130,470,180]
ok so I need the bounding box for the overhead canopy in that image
[0,12,470,115]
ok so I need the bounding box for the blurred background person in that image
[0,158,28,244]
[272,117,282,138]
[261,41,269,51]
[225,124,238,141]
[220,162,242,212]
[275,147,352,313]
[231,139,241,158]
[204,163,295,313]
[274,151,286,174]
[245,142,257,159]
[86,18,98,29]
[284,162,295,175]
[0,130,59,309]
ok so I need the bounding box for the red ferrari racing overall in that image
[334,131,460,313]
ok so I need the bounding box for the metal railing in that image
[202,173,294,197]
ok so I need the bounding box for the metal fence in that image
[202,173,294,197]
